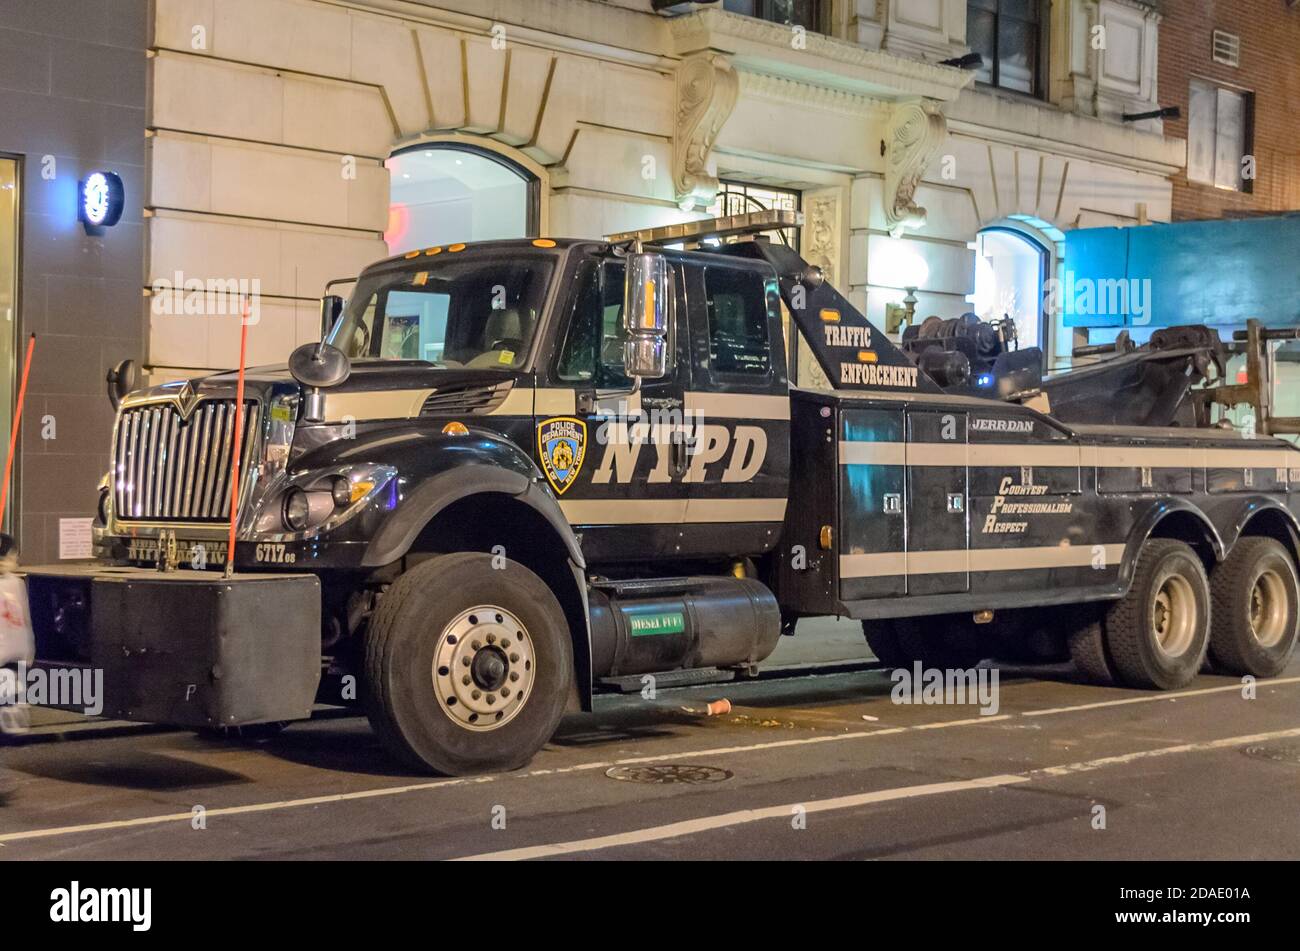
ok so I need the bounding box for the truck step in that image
[597,667,736,693]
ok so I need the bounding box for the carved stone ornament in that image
[883,100,946,236]
[674,52,739,209]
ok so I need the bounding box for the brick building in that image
[1159,0,1300,220]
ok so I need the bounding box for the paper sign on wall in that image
[58,518,93,560]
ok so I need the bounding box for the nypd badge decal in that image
[537,417,587,495]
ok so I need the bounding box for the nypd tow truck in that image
[21,210,1300,775]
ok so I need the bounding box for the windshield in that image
[328,255,555,369]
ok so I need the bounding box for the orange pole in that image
[225,301,251,575]
[0,333,36,530]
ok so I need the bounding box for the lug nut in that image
[471,690,481,700]
[509,672,519,682]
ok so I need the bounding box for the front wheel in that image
[363,552,573,775]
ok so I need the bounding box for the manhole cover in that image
[605,764,733,785]
[1242,743,1300,766]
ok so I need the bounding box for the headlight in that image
[329,476,351,509]
[282,489,311,532]
[253,464,396,540]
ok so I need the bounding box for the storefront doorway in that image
[972,226,1049,351]
[0,157,17,532]
[384,144,539,255]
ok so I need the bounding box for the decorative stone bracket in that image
[673,51,739,210]
[883,99,947,236]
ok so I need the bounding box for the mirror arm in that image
[577,377,641,416]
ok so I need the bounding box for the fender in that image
[357,431,594,710]
[1221,496,1300,559]
[363,461,583,569]
[1119,497,1225,592]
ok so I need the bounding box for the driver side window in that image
[556,261,631,387]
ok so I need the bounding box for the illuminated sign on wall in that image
[79,171,124,231]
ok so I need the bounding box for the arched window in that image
[384,143,539,255]
[972,226,1049,352]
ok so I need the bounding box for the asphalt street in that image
[2,618,1298,861]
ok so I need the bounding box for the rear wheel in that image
[1104,539,1209,690]
[1208,537,1299,678]
[1064,609,1116,686]
[862,615,984,669]
[862,621,909,668]
[364,552,573,775]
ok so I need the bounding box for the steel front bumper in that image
[22,565,321,729]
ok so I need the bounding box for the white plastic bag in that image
[0,571,32,668]
[0,571,32,736]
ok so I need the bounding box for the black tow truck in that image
[23,211,1300,774]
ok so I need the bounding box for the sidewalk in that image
[5,616,873,744]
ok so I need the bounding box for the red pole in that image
[0,333,36,531]
[225,301,251,576]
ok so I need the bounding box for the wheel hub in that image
[432,605,534,732]
[1249,569,1288,649]
[1151,574,1197,658]
[471,645,509,691]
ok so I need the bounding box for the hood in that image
[131,360,524,406]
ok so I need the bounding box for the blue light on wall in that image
[79,171,124,232]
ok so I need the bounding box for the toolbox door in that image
[838,407,907,600]
[905,410,970,595]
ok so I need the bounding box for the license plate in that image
[126,537,227,567]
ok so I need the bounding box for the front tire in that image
[1208,537,1299,678]
[1104,539,1210,690]
[364,552,573,775]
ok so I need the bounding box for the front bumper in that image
[22,565,321,729]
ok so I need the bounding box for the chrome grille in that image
[113,400,262,522]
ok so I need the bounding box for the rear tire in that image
[862,615,984,669]
[1065,610,1116,686]
[1208,537,1299,678]
[1104,539,1210,690]
[862,621,909,668]
[364,552,573,775]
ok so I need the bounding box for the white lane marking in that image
[454,775,1029,861]
[6,676,1298,846]
[0,776,493,844]
[453,725,1300,861]
[1021,675,1300,716]
[1031,725,1300,777]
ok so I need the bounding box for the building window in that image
[967,0,1047,98]
[1187,79,1253,192]
[722,0,828,33]
[384,144,539,254]
[706,181,801,250]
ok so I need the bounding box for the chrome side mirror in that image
[622,251,670,380]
